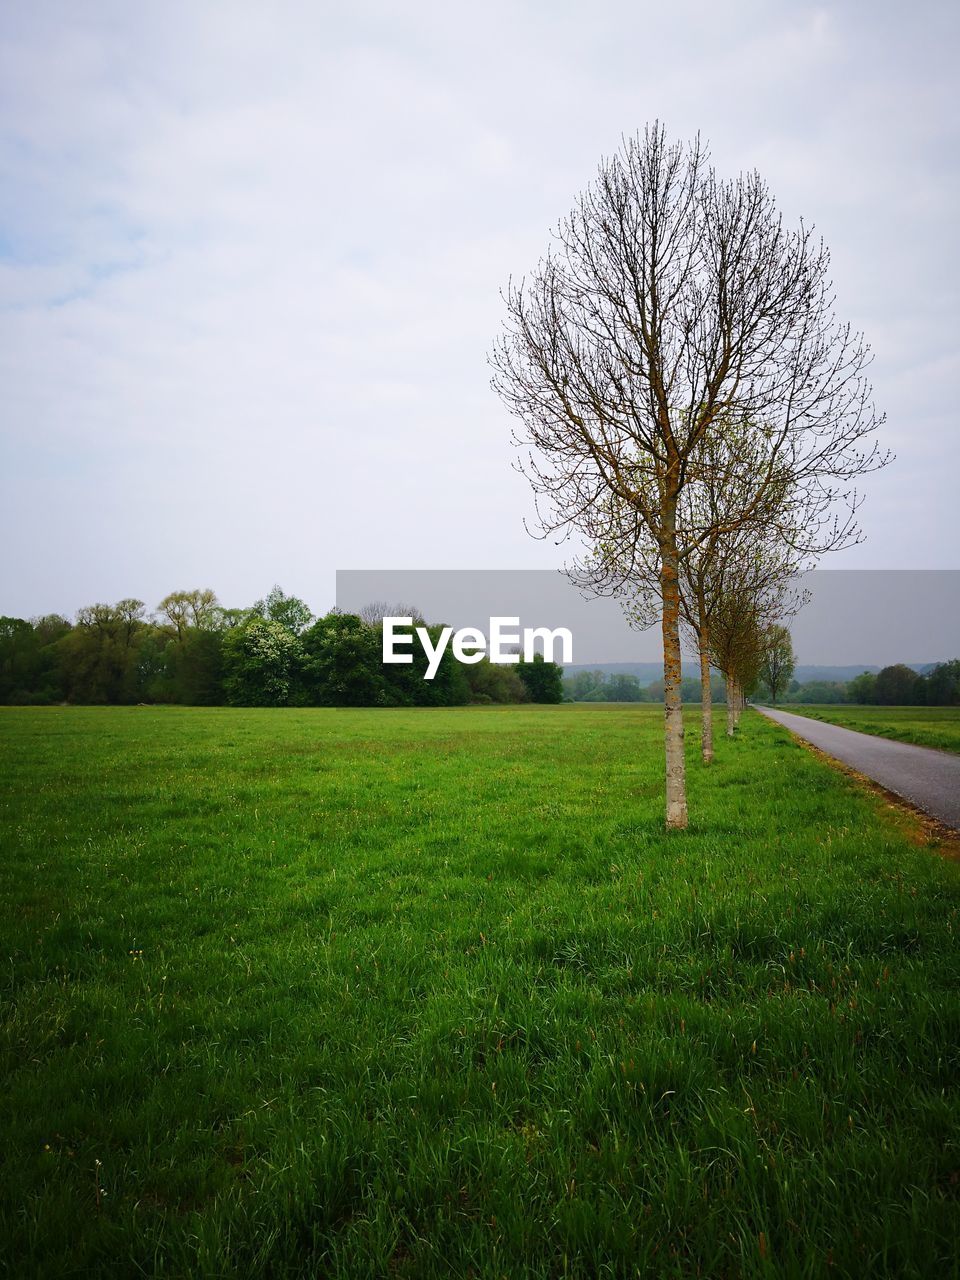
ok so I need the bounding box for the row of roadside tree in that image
[0,588,563,707]
[491,126,893,826]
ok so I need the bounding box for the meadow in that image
[1,704,959,1278]
[780,705,960,754]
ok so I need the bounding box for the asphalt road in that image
[754,705,960,832]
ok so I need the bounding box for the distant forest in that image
[564,662,960,706]
[0,588,563,707]
[2,587,956,708]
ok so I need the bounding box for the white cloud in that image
[1,0,957,618]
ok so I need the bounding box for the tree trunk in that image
[660,513,688,830]
[726,675,736,737]
[698,626,713,764]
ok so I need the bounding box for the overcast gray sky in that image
[337,571,960,666]
[2,0,957,621]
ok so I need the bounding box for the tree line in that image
[491,124,891,827]
[0,588,563,707]
[564,660,960,706]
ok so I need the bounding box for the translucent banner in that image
[336,569,960,670]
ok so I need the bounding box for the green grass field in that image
[778,705,960,754]
[2,704,959,1278]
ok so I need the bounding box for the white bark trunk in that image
[725,676,736,737]
[699,627,713,764]
[660,515,688,830]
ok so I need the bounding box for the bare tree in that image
[582,421,807,765]
[357,601,425,627]
[491,125,887,828]
[711,585,765,736]
[674,426,803,762]
[584,483,805,764]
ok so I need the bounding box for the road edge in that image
[749,706,960,861]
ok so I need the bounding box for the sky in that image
[2,0,958,622]
[336,571,960,666]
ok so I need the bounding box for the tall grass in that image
[1,705,958,1278]
[778,705,960,754]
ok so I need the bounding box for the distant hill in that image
[563,662,674,684]
[562,662,942,685]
